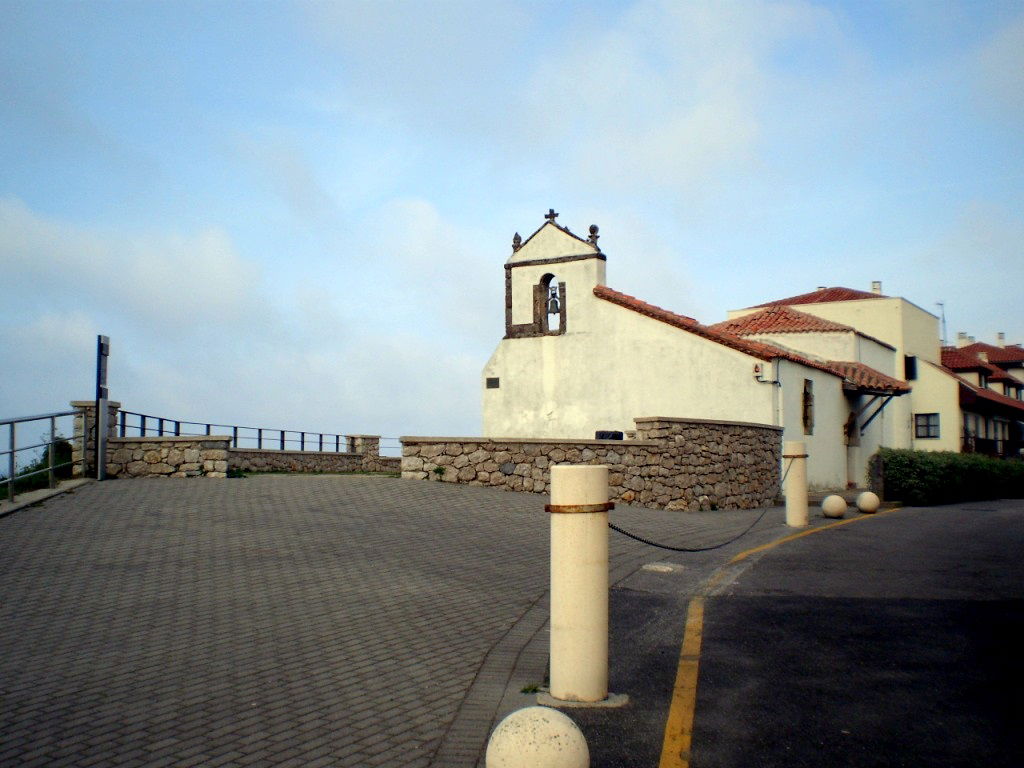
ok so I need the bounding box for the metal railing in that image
[117,411,402,456]
[1,410,80,504]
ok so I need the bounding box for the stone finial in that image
[512,232,522,251]
[588,224,600,247]
[545,208,559,223]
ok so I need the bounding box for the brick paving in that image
[0,476,787,767]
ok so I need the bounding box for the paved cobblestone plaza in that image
[0,476,780,767]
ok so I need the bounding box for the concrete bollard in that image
[821,494,847,518]
[856,491,880,514]
[485,706,589,767]
[782,441,809,528]
[547,465,611,703]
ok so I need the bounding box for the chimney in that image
[816,286,827,291]
[956,332,969,348]
[969,335,976,344]
[871,280,882,294]
[979,351,989,363]
[997,331,1006,347]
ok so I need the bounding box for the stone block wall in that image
[229,448,399,474]
[72,400,121,478]
[106,436,231,478]
[400,417,782,510]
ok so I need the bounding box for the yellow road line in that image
[659,596,704,768]
[658,508,899,767]
[729,507,898,565]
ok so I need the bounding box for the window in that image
[486,377,500,389]
[915,413,940,439]
[904,355,917,381]
[802,379,814,435]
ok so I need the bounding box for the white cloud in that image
[0,196,489,439]
[0,196,266,333]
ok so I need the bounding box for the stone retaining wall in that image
[229,448,399,474]
[401,417,782,510]
[72,400,121,478]
[107,436,231,478]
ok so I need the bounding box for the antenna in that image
[936,301,947,347]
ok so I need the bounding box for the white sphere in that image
[821,494,847,518]
[486,706,589,768]
[856,491,880,514]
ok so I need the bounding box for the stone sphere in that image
[856,491,881,514]
[821,494,847,519]
[486,706,589,768]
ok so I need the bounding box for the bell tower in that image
[504,209,606,339]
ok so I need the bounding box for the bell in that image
[546,287,560,315]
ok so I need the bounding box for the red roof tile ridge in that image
[752,286,888,308]
[825,360,911,393]
[957,341,1024,364]
[708,305,855,335]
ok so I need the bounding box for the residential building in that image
[481,213,908,491]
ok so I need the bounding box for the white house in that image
[482,212,909,491]
[726,287,1024,458]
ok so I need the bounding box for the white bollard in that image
[821,494,847,519]
[856,491,880,514]
[548,465,611,703]
[783,441,808,528]
[485,706,589,768]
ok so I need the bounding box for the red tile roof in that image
[941,347,1017,382]
[753,286,887,307]
[827,362,911,394]
[594,286,909,394]
[942,368,1024,415]
[708,306,854,335]
[956,341,1024,365]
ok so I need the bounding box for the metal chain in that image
[607,458,795,553]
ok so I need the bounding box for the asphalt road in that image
[574,500,1024,768]
[695,501,1024,768]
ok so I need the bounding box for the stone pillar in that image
[71,400,121,478]
[548,464,611,703]
[783,440,809,528]
[347,435,381,456]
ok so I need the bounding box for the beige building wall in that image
[910,362,962,452]
[729,297,939,364]
[774,360,848,490]
[741,330,896,376]
[483,297,776,440]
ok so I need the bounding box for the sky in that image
[2,0,1022,446]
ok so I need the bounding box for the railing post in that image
[258,429,263,450]
[48,416,56,489]
[8,422,15,503]
[140,415,146,437]
[158,418,165,437]
[174,421,181,437]
[335,435,340,452]
[232,426,238,449]
[280,430,285,450]
[300,432,305,451]
[783,441,809,528]
[119,410,126,437]
[547,464,611,703]
[205,424,211,436]
[319,433,323,452]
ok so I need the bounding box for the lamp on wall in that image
[547,287,560,315]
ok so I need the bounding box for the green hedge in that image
[871,448,1024,506]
